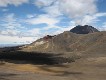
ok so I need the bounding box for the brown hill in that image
[21,31,106,56]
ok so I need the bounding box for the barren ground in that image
[0,56,106,80]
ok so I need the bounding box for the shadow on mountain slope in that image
[0,49,75,65]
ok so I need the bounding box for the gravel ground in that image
[0,57,106,80]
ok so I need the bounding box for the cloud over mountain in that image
[34,0,97,25]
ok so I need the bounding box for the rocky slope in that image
[21,26,106,56]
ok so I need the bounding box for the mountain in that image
[21,25,106,56]
[0,26,106,80]
[70,25,99,34]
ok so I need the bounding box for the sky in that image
[0,0,106,44]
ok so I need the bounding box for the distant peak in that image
[70,25,99,34]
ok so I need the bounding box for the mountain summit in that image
[70,25,99,34]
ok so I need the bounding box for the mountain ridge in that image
[21,25,106,55]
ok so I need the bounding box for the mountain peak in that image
[70,25,99,34]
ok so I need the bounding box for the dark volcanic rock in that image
[70,25,99,34]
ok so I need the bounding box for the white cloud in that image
[25,13,72,36]
[1,13,23,29]
[26,14,36,18]
[34,0,97,25]
[0,13,42,40]
[95,13,106,17]
[25,28,41,37]
[26,14,60,30]
[59,0,97,18]
[0,13,26,37]
[0,0,29,7]
[35,0,97,17]
[26,14,59,25]
[98,22,106,31]
[25,14,61,37]
[53,21,76,34]
[2,8,9,12]
[34,0,55,8]
[34,0,62,17]
[81,13,106,25]
[0,35,35,44]
[0,29,20,36]
[43,2,62,17]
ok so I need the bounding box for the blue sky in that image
[0,0,106,44]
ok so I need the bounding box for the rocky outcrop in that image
[70,25,99,34]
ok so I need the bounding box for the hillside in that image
[21,26,106,56]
